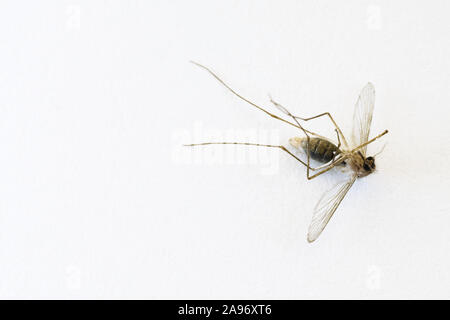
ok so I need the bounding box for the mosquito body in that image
[290,137,341,165]
[289,136,375,178]
[186,61,388,242]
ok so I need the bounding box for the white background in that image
[0,0,449,299]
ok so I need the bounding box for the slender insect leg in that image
[271,96,348,148]
[268,96,347,147]
[302,127,346,180]
[269,96,339,178]
[184,142,318,171]
[268,96,320,138]
[293,112,349,149]
[331,129,341,162]
[191,61,311,133]
[314,157,343,171]
[292,110,349,178]
[335,129,341,149]
[306,155,349,180]
[350,130,389,153]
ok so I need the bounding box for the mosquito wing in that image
[351,83,375,156]
[307,174,357,243]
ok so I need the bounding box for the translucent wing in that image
[351,83,375,156]
[307,174,357,242]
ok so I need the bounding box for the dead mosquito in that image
[185,61,388,242]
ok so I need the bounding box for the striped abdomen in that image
[299,138,341,164]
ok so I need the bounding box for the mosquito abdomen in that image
[290,137,341,164]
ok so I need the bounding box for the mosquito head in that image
[361,142,386,175]
[363,156,376,173]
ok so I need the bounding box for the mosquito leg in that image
[335,129,341,148]
[184,142,317,171]
[295,110,349,175]
[294,112,349,149]
[314,156,345,171]
[333,129,341,162]
[191,61,311,133]
[306,155,348,180]
[268,96,319,138]
[268,96,344,179]
[350,130,389,153]
[268,95,303,127]
[268,96,348,146]
[268,96,319,179]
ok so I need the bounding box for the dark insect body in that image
[299,138,341,164]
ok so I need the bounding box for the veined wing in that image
[307,174,357,243]
[351,83,375,156]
